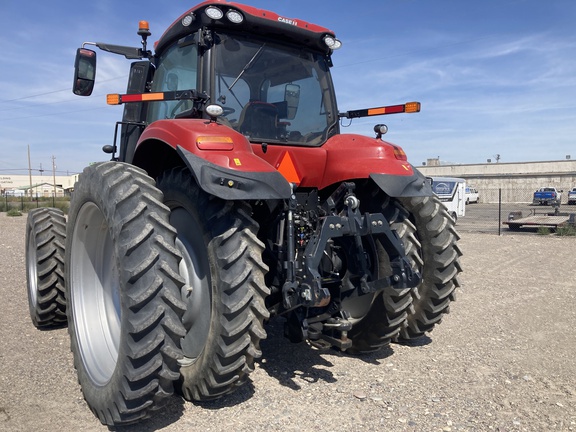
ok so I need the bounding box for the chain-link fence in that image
[457,187,576,235]
[0,195,70,214]
[2,188,574,235]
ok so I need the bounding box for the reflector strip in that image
[106,89,207,106]
[106,92,172,105]
[342,102,421,118]
[367,105,405,116]
[122,92,165,103]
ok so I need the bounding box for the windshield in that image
[213,33,338,145]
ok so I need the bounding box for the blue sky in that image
[1,0,575,175]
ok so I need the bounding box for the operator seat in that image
[237,101,278,139]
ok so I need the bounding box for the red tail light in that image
[392,145,407,161]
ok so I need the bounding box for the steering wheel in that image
[221,106,236,116]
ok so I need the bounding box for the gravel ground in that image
[1,212,575,432]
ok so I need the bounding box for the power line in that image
[0,75,128,105]
[0,105,114,122]
[0,93,110,113]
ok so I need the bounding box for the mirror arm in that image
[83,41,149,60]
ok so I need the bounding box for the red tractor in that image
[25,1,461,426]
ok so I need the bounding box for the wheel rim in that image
[170,207,211,360]
[337,237,378,324]
[70,202,121,386]
[26,228,38,306]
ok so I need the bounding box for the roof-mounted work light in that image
[226,10,244,24]
[205,6,224,20]
[323,35,342,50]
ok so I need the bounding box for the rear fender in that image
[369,170,432,198]
[252,133,433,197]
[134,119,291,200]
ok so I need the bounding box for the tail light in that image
[392,145,407,161]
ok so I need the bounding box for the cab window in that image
[147,43,198,122]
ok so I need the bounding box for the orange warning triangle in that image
[277,151,301,184]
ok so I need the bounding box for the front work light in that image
[205,104,224,117]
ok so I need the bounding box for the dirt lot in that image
[1,212,575,432]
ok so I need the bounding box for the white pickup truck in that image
[568,187,576,205]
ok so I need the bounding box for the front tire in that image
[66,162,186,426]
[157,168,269,401]
[25,208,67,328]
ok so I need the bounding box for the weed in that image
[6,209,22,217]
[556,225,576,236]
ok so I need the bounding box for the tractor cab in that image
[73,1,343,164]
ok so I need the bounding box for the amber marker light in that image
[107,94,121,105]
[404,102,421,113]
[196,136,234,151]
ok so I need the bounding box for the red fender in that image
[136,119,291,200]
[252,134,415,189]
[137,119,279,173]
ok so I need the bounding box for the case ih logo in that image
[278,16,298,26]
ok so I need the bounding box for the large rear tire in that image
[66,162,186,426]
[397,195,462,340]
[25,208,67,328]
[157,168,269,401]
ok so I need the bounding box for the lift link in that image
[281,187,301,310]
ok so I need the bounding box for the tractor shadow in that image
[110,396,186,432]
[110,321,434,431]
[255,318,433,390]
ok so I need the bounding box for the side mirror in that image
[73,48,97,96]
[284,84,300,120]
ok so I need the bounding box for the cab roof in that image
[154,1,337,55]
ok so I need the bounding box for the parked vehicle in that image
[533,187,562,206]
[431,177,466,221]
[465,186,479,204]
[567,187,576,205]
[4,189,25,197]
[25,1,461,426]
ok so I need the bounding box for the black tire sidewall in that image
[65,165,134,415]
[65,162,185,425]
[25,207,66,328]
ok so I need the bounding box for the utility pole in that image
[27,145,33,198]
[52,156,57,198]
